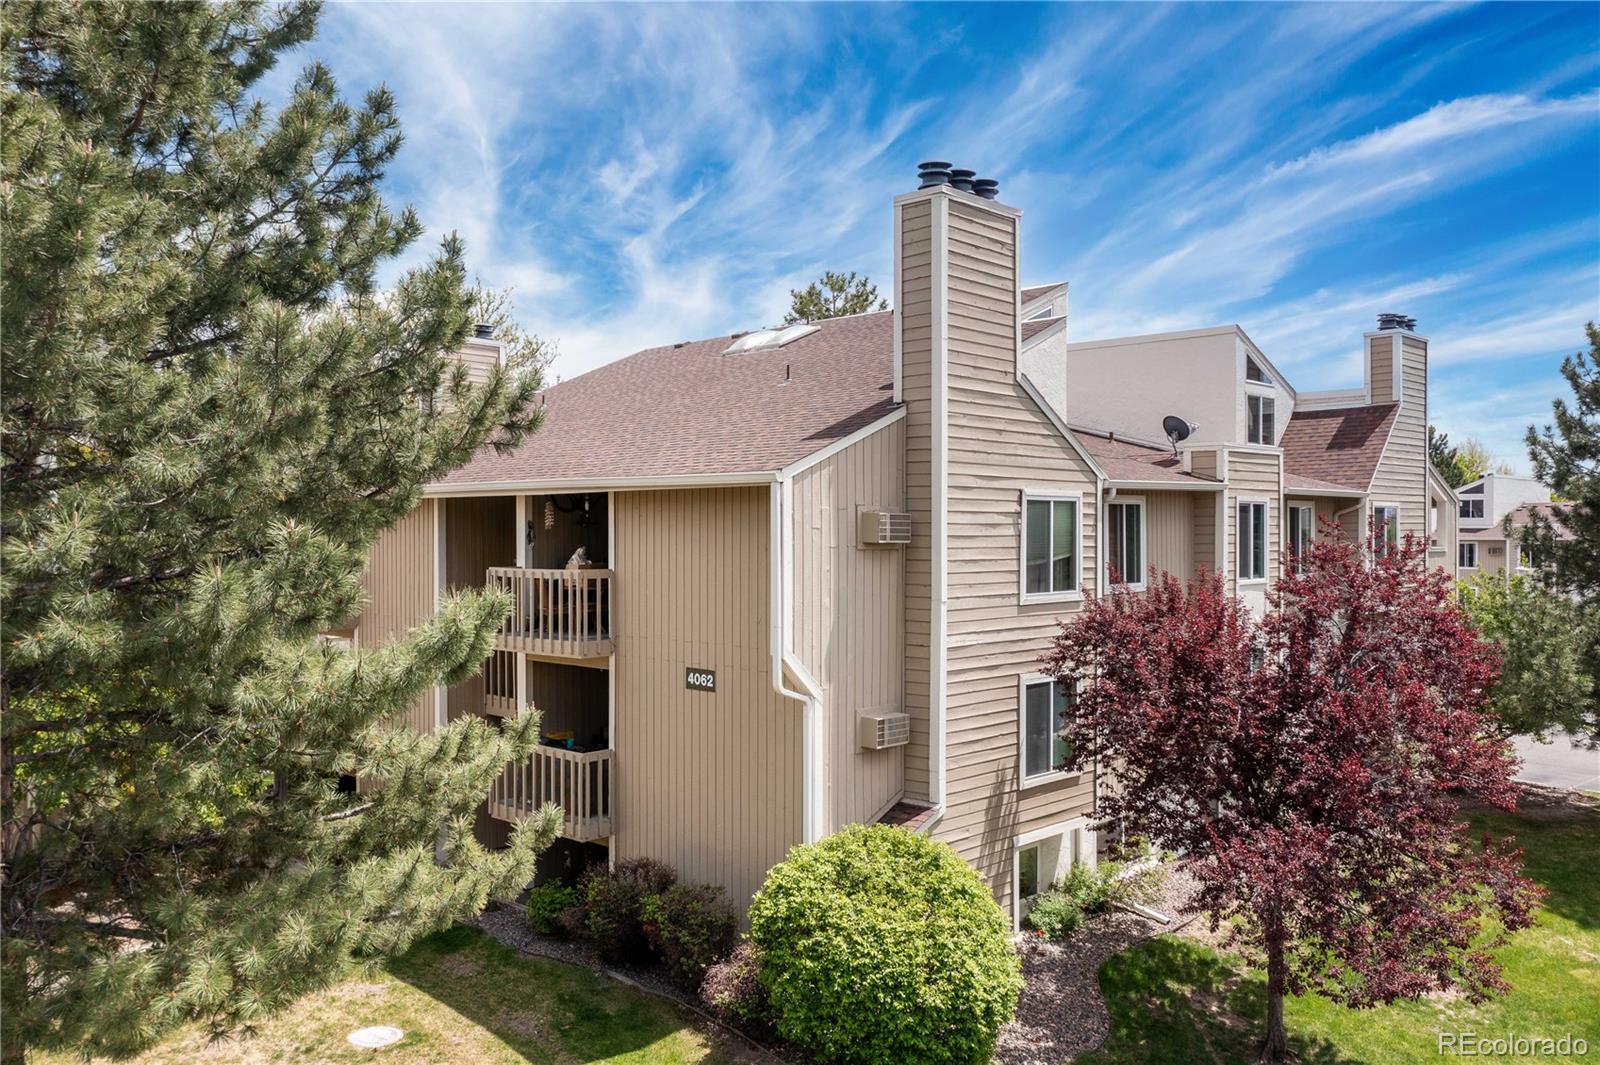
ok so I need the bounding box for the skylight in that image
[722,322,818,355]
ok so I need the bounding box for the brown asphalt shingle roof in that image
[1021,282,1066,305]
[1073,429,1223,486]
[1021,315,1063,341]
[437,311,897,487]
[1278,404,1398,492]
[1284,471,1363,495]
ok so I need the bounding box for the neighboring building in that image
[351,171,1455,929]
[1454,473,1552,577]
[1045,312,1458,610]
[1458,500,1572,582]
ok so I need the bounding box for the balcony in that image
[489,744,613,842]
[487,567,615,659]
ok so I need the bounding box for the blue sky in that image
[283,2,1598,472]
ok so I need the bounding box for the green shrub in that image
[641,883,738,988]
[582,857,677,965]
[748,824,1021,1065]
[1023,891,1084,940]
[700,941,769,1027]
[525,883,577,936]
[1056,861,1115,913]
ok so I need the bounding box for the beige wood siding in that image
[1142,491,1196,582]
[612,487,802,913]
[1429,473,1458,574]
[898,196,936,803]
[1370,336,1395,405]
[453,338,501,385]
[790,420,906,832]
[935,197,1100,917]
[1225,449,1282,593]
[442,497,516,724]
[1367,336,1430,545]
[357,500,437,733]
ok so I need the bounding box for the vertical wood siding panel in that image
[899,199,935,801]
[614,487,801,915]
[792,420,906,831]
[357,500,438,732]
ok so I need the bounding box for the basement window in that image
[722,323,818,355]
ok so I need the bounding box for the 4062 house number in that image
[685,668,717,693]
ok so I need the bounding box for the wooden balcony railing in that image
[482,649,518,717]
[487,567,614,658]
[488,744,612,842]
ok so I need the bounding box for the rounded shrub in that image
[525,883,577,936]
[747,824,1022,1065]
[641,882,738,988]
[700,941,769,1028]
[582,857,677,964]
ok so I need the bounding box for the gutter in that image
[769,480,826,844]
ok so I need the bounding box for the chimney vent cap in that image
[1376,312,1417,332]
[971,178,999,200]
[917,160,952,189]
[473,323,495,340]
[947,167,976,192]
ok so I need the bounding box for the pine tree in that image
[1,3,559,1059]
[1521,323,1600,739]
[783,271,887,324]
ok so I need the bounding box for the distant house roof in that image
[1021,282,1066,305]
[1505,501,1575,538]
[1021,315,1064,341]
[435,311,897,489]
[1072,428,1223,486]
[1278,404,1399,492]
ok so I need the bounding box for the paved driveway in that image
[1513,732,1600,792]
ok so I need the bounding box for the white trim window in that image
[1237,500,1268,581]
[1019,674,1076,786]
[1247,394,1276,445]
[1374,504,1400,556]
[1022,493,1081,599]
[1287,503,1314,572]
[1105,497,1146,588]
[1459,498,1484,520]
[1459,542,1478,568]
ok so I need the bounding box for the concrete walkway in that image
[1513,732,1600,792]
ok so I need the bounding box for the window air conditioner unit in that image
[858,507,911,547]
[857,709,911,751]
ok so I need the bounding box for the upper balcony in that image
[488,566,615,659]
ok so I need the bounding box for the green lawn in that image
[39,925,757,1065]
[1079,796,1600,1064]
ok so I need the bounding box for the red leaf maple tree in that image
[1043,527,1542,1062]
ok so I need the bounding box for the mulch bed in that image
[994,862,1201,1065]
[476,863,1201,1065]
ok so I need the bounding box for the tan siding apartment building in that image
[352,173,1453,928]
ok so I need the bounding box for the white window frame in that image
[1017,673,1081,790]
[1373,503,1400,556]
[1246,393,1276,446]
[1287,501,1314,572]
[1019,491,1084,603]
[1237,499,1270,583]
[1459,498,1484,520]
[1458,542,1478,569]
[1012,816,1097,931]
[1104,494,1147,591]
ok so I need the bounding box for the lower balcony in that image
[489,743,613,843]
[488,566,615,659]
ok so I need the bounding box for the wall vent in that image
[858,507,911,547]
[857,709,911,751]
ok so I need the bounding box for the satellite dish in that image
[1162,416,1198,456]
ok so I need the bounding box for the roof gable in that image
[1278,404,1399,491]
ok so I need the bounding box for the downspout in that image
[769,480,825,843]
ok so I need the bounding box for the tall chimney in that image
[892,165,1019,808]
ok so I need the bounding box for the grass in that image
[1078,795,1600,1064]
[39,925,755,1065]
